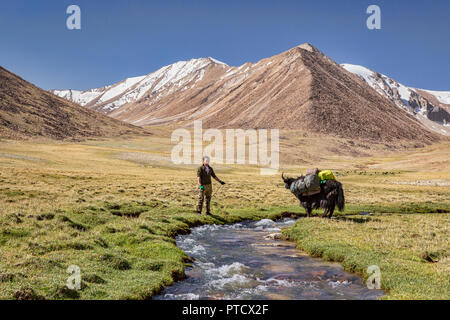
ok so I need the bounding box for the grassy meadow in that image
[0,130,449,299]
[283,214,449,300]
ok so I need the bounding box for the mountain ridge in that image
[51,44,444,143]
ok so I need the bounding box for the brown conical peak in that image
[283,43,326,60]
[297,43,319,52]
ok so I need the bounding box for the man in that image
[196,156,225,215]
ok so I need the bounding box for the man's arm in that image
[211,169,225,185]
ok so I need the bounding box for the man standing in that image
[196,156,225,215]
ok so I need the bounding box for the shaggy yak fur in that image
[282,173,345,218]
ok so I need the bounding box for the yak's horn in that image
[281,172,286,181]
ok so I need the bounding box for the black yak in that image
[282,173,345,218]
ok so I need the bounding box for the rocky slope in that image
[0,66,144,140]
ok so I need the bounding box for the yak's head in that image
[281,173,299,190]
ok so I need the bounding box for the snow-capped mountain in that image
[51,57,229,114]
[50,44,441,143]
[342,64,450,135]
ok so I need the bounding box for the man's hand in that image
[200,185,205,190]
[219,180,226,185]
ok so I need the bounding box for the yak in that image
[282,173,345,218]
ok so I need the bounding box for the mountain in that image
[51,44,441,143]
[342,64,450,136]
[0,66,144,140]
[51,58,229,115]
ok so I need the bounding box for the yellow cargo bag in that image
[318,170,336,182]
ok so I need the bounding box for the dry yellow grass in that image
[284,214,449,299]
[0,130,448,299]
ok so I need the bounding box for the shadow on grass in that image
[334,216,380,224]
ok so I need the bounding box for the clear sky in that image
[1,0,449,91]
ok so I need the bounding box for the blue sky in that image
[1,0,449,91]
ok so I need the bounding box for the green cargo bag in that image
[318,170,336,182]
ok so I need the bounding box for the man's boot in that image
[196,203,203,214]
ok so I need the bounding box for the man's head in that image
[202,156,210,166]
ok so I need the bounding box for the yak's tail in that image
[337,182,345,212]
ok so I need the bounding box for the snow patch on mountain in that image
[342,64,412,107]
[97,76,146,105]
[341,64,374,84]
[53,89,99,106]
[208,57,228,66]
[421,90,450,105]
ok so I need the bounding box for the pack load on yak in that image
[289,168,336,196]
[289,174,321,196]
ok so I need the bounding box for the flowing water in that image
[155,218,384,300]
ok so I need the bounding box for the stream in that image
[154,218,384,300]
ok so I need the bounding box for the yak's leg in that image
[306,206,312,218]
[327,205,335,218]
[321,208,329,218]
